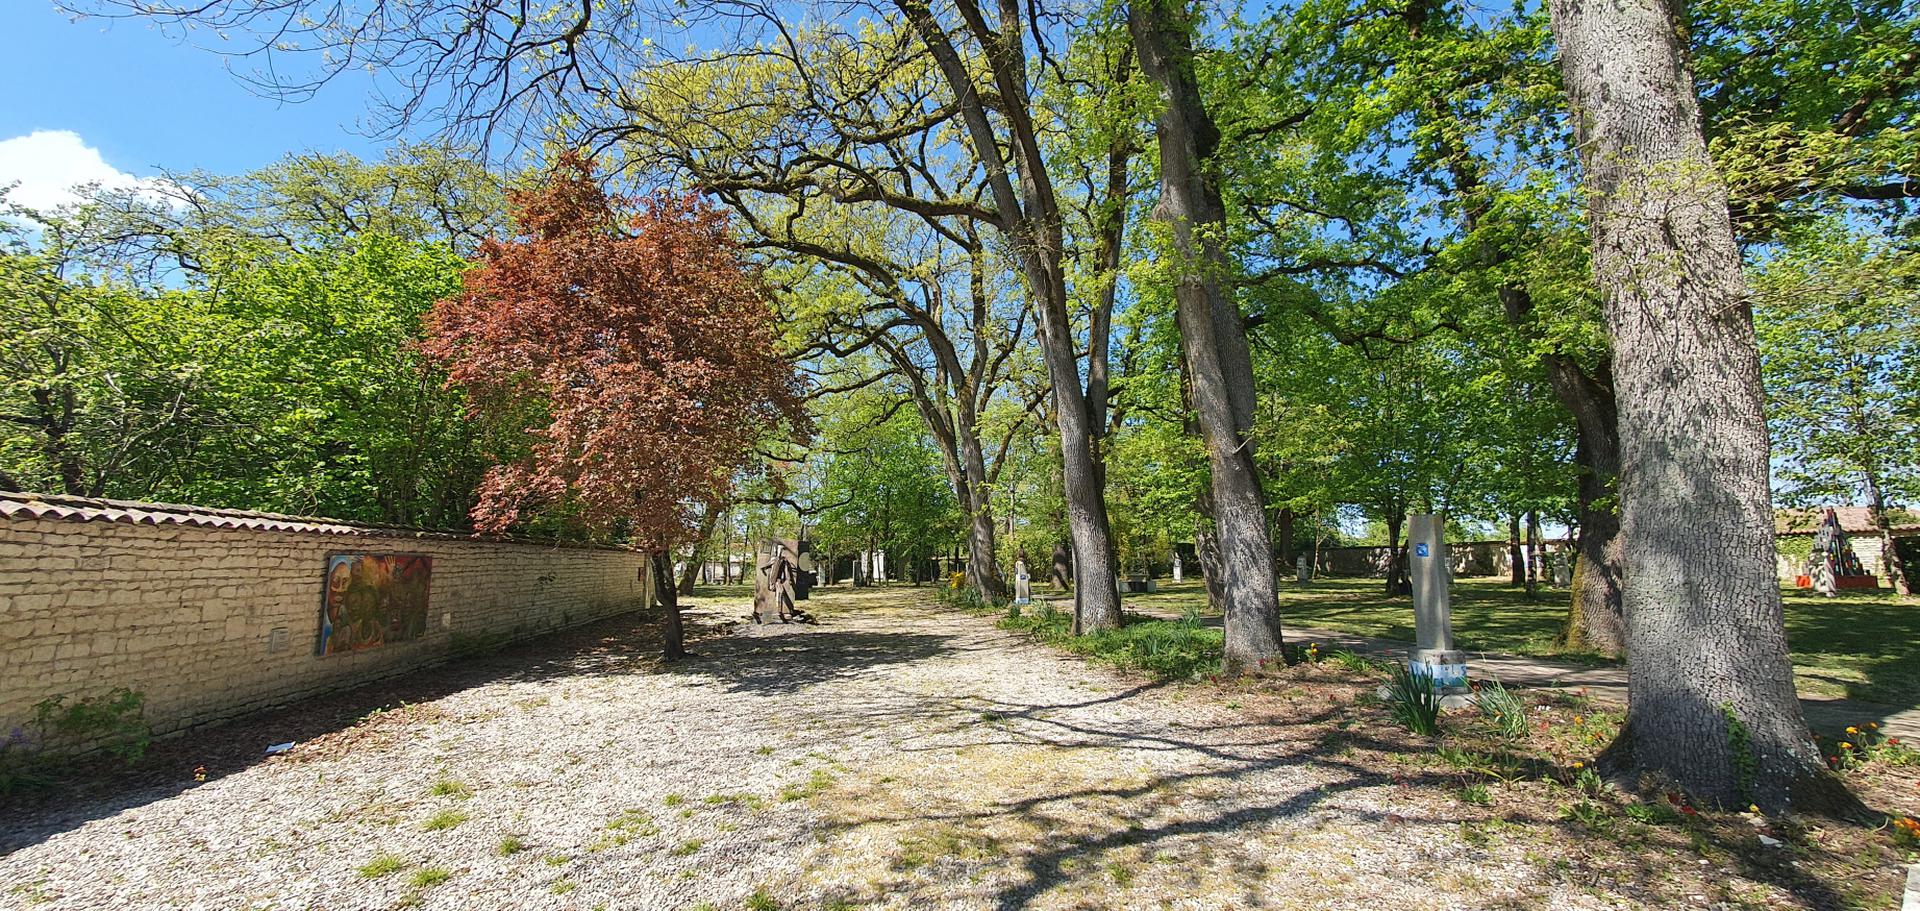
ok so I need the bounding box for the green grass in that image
[996,603,1224,680]
[407,868,451,888]
[1145,576,1920,705]
[428,778,473,799]
[495,835,527,857]
[356,854,407,878]
[420,809,469,831]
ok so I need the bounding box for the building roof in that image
[1775,506,1920,536]
[0,490,633,550]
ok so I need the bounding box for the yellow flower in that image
[1840,742,1854,750]
[1748,804,1761,814]
[1573,715,1584,724]
[1572,761,1585,769]
[1847,726,1860,734]
[1870,722,1880,729]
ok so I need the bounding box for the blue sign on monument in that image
[1414,542,1430,558]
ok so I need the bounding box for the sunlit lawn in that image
[1129,575,1920,707]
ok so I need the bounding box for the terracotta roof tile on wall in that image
[0,490,636,550]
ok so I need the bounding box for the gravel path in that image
[1,587,1662,910]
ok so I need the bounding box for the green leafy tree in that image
[1754,221,1920,595]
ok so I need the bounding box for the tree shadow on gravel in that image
[809,681,1861,911]
[2,596,926,854]
[658,626,959,696]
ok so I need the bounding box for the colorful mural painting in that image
[317,553,433,656]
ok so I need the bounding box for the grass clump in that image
[780,769,834,802]
[420,809,470,831]
[356,854,407,879]
[429,778,473,799]
[495,835,527,856]
[745,887,780,910]
[408,868,451,888]
[669,839,703,857]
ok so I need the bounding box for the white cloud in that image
[0,129,175,212]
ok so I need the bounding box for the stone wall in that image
[0,493,654,739]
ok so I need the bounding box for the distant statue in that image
[1013,550,1032,605]
[753,538,817,624]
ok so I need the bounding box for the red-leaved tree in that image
[423,153,807,657]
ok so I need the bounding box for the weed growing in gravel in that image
[893,825,999,870]
[745,887,779,911]
[420,809,469,831]
[1106,861,1134,886]
[1456,783,1493,806]
[755,746,774,756]
[663,793,685,807]
[550,879,577,895]
[607,809,657,834]
[495,836,527,857]
[780,769,834,802]
[704,792,766,810]
[429,779,473,800]
[407,868,451,888]
[356,854,407,878]
[544,855,572,867]
[669,839,703,857]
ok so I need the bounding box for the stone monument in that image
[1407,514,1468,703]
[1013,552,1032,605]
[1171,553,1183,584]
[1296,554,1310,583]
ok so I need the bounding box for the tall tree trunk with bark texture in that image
[1130,0,1285,671]
[1547,0,1851,811]
[897,0,1122,632]
[1865,473,1913,597]
[653,551,686,660]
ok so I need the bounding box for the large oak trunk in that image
[1544,356,1628,653]
[1547,0,1849,811]
[1130,0,1285,671]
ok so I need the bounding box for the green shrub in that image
[1,687,151,794]
[1385,662,1442,736]
[1473,679,1529,739]
[999,605,1223,680]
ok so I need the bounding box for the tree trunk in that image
[1508,514,1526,586]
[1525,510,1542,599]
[1548,358,1628,654]
[652,551,686,660]
[895,0,1122,634]
[1865,471,1913,597]
[1195,502,1230,612]
[1130,0,1284,671]
[677,509,718,596]
[1547,0,1851,811]
[1384,512,1408,596]
[1273,507,1296,579]
[1050,542,1072,592]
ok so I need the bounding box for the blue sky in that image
[1,2,402,208]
